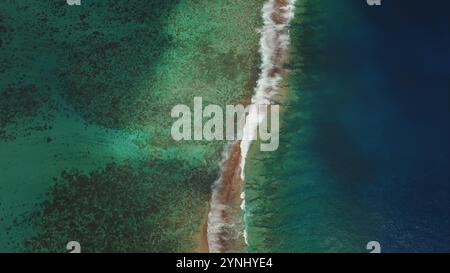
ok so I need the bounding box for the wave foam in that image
[207,0,296,252]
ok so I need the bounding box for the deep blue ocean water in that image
[245,0,450,252]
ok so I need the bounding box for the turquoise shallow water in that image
[245,0,450,252]
[0,0,262,252]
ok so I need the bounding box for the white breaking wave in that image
[239,0,296,248]
[240,0,295,249]
[240,0,296,180]
[207,0,296,253]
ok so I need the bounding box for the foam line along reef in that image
[206,0,296,253]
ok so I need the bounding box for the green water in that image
[0,0,263,252]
